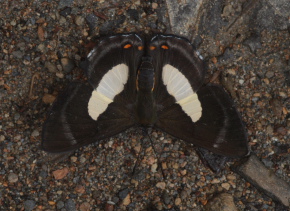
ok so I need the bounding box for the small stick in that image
[142,128,166,179]
[29,73,40,99]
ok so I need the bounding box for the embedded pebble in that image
[205,193,238,211]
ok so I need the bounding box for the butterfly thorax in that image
[135,57,157,127]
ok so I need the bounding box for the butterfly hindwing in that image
[155,84,248,157]
[42,82,136,152]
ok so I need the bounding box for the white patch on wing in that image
[88,64,128,120]
[162,64,202,122]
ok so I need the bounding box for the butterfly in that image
[42,33,248,157]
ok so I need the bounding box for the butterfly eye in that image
[138,46,144,51]
[149,46,156,50]
[161,45,169,49]
[123,44,132,49]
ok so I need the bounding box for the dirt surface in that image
[0,0,289,210]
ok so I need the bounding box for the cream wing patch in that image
[88,64,129,120]
[162,64,202,122]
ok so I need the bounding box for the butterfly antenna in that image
[141,128,166,179]
[132,133,145,177]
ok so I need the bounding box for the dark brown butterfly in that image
[42,33,248,157]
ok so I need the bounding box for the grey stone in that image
[165,0,203,37]
[119,188,130,200]
[243,34,262,53]
[85,14,99,34]
[58,0,74,9]
[45,61,58,73]
[57,200,65,209]
[235,154,290,207]
[65,199,76,211]
[12,50,24,59]
[24,200,36,211]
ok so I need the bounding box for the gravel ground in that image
[0,0,289,210]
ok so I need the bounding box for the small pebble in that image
[79,202,90,211]
[65,199,76,211]
[42,94,56,104]
[61,58,75,72]
[75,16,85,26]
[53,167,69,180]
[57,201,65,209]
[156,182,166,189]
[8,172,18,183]
[205,193,238,211]
[45,61,58,73]
[152,2,158,9]
[24,200,36,211]
[122,194,131,206]
[221,183,230,190]
[175,197,181,206]
[31,129,39,137]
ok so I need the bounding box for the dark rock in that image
[243,33,262,53]
[234,154,290,207]
[118,188,130,200]
[85,14,99,34]
[24,200,36,211]
[127,9,139,21]
[112,196,119,204]
[196,148,229,173]
[60,7,72,17]
[12,50,24,59]
[162,191,171,205]
[57,200,65,209]
[99,16,126,35]
[45,61,58,73]
[65,199,76,211]
[58,0,74,9]
[39,170,48,178]
[205,193,238,211]
[285,70,290,87]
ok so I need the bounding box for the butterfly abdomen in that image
[135,57,157,127]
